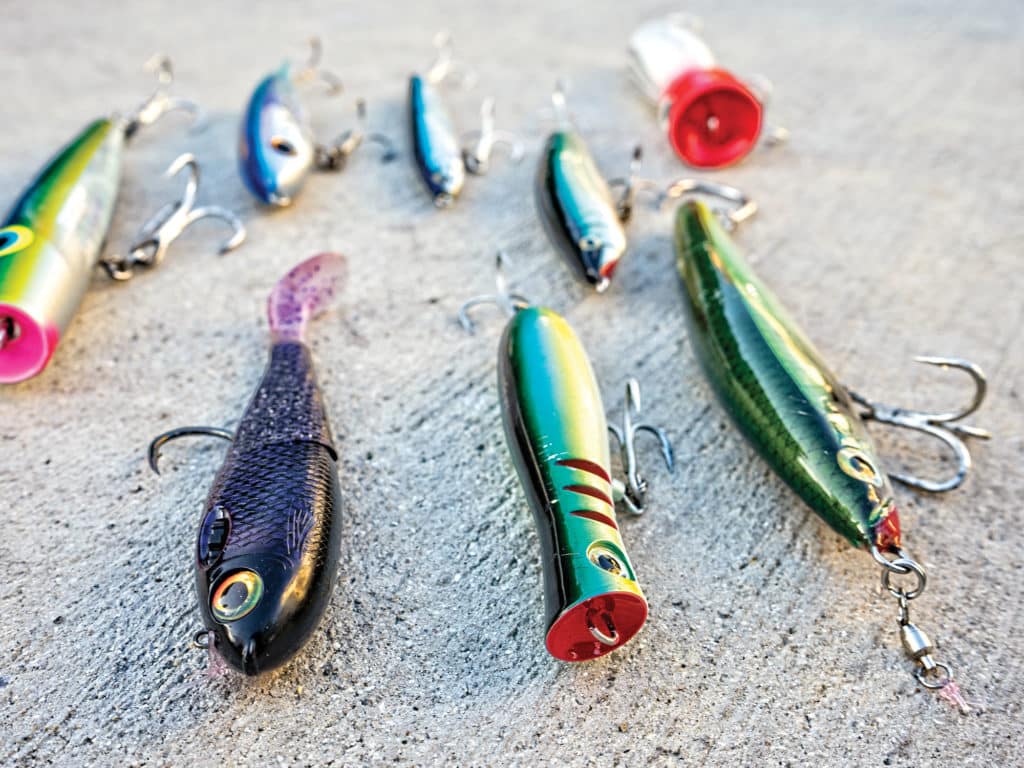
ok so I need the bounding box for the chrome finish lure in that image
[460,258,671,661]
[150,253,345,675]
[672,191,989,701]
[0,58,216,383]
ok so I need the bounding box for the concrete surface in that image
[1,1,1022,765]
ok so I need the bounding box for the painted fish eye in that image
[211,570,264,622]
[0,225,34,258]
[578,234,602,254]
[589,547,623,576]
[837,446,884,487]
[270,136,298,156]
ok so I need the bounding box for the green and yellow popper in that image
[461,261,672,661]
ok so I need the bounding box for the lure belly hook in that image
[670,186,989,704]
[0,58,242,383]
[150,253,345,675]
[460,256,672,661]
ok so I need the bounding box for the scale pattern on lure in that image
[499,306,646,661]
[409,74,466,207]
[239,64,316,206]
[156,254,344,675]
[535,131,627,292]
[0,119,123,382]
[674,200,901,551]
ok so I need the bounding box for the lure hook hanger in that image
[315,99,398,171]
[849,357,991,493]
[148,425,234,474]
[607,378,674,515]
[123,55,205,139]
[102,154,246,281]
[462,97,525,175]
[458,251,532,334]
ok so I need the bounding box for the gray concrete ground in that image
[1,1,1022,765]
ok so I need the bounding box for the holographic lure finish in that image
[499,306,646,661]
[674,200,900,551]
[409,74,465,207]
[535,131,627,292]
[0,119,123,383]
[193,253,343,674]
[238,65,316,206]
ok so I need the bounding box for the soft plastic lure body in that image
[0,119,124,383]
[535,131,627,292]
[673,200,900,551]
[238,65,316,206]
[498,306,646,660]
[155,254,344,674]
[409,74,465,207]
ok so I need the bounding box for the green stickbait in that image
[671,186,989,706]
[460,258,672,661]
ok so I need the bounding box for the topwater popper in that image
[409,33,522,208]
[0,59,244,384]
[460,255,673,661]
[149,253,345,675]
[239,39,396,207]
[670,182,990,707]
[627,15,785,168]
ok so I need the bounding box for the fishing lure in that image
[0,59,244,384]
[671,183,989,704]
[239,38,394,207]
[460,256,672,661]
[409,33,521,208]
[149,253,345,675]
[627,15,783,168]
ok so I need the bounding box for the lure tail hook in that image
[607,378,674,514]
[662,178,757,228]
[101,153,247,281]
[457,251,532,334]
[849,357,991,493]
[462,98,525,175]
[123,55,205,139]
[316,99,398,170]
[607,145,664,223]
[294,36,344,95]
[147,426,234,474]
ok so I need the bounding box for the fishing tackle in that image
[149,253,345,675]
[670,182,989,705]
[409,33,522,208]
[0,58,244,384]
[460,254,672,661]
[239,38,395,207]
[627,15,785,168]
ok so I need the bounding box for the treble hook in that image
[123,55,205,139]
[148,425,234,474]
[849,357,991,493]
[661,178,758,229]
[316,99,398,171]
[457,251,532,334]
[294,37,344,95]
[607,145,663,223]
[424,30,477,87]
[462,97,525,175]
[607,378,674,514]
[101,153,246,281]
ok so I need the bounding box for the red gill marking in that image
[570,509,618,530]
[556,458,611,483]
[563,484,613,507]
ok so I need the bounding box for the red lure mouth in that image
[873,503,902,553]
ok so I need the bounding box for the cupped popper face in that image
[535,131,627,291]
[409,75,465,207]
[239,67,315,207]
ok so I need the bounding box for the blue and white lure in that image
[408,34,522,208]
[239,39,395,207]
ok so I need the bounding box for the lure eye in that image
[589,546,624,576]
[270,136,298,156]
[211,570,264,622]
[837,446,884,487]
[0,225,34,258]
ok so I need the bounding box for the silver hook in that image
[607,378,674,515]
[293,37,344,95]
[457,251,532,334]
[148,425,234,474]
[101,154,246,281]
[315,99,398,171]
[462,97,525,175]
[424,31,476,87]
[849,357,991,493]
[607,145,663,223]
[551,79,573,129]
[662,178,757,229]
[123,55,205,139]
